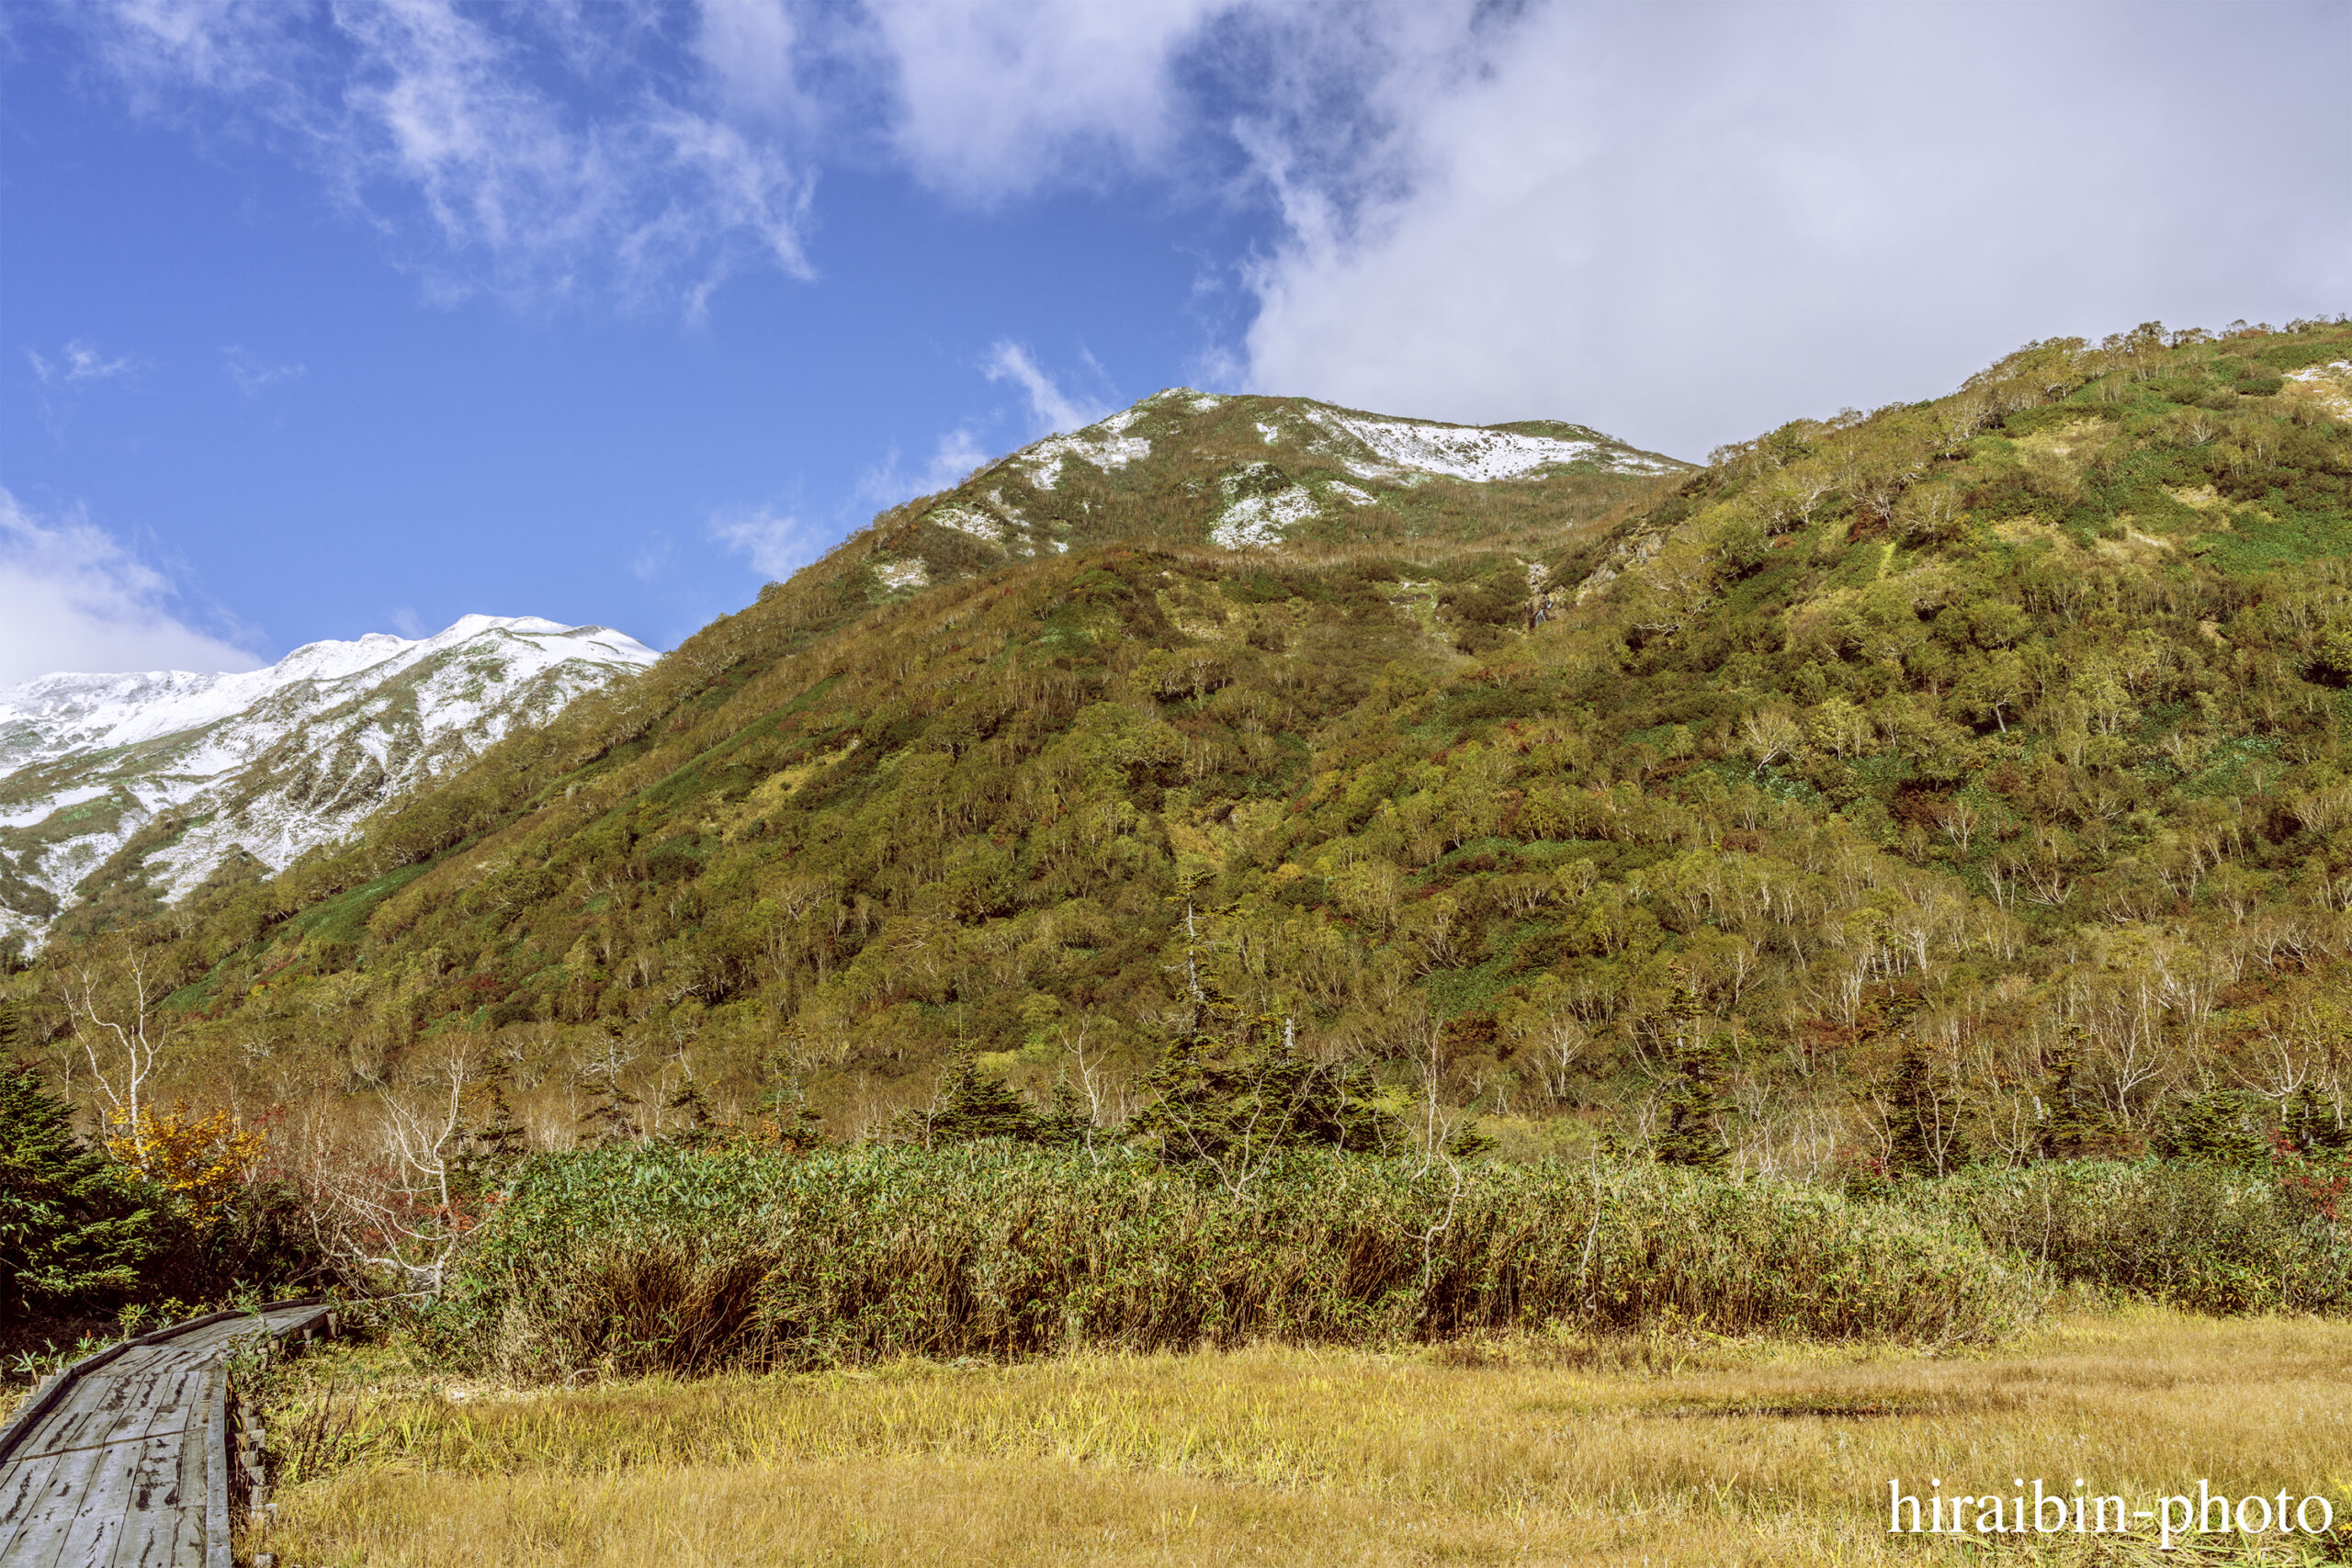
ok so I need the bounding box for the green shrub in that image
[1910,1160,2350,1314]
[424,1145,2041,1380]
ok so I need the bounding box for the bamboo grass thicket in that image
[420,1145,2046,1380]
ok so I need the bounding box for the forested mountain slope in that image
[9,328,2350,1173]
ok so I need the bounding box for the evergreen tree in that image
[898,1049,1039,1145]
[2152,1088,2268,1165]
[1127,984,1394,1167]
[1881,1043,1966,1177]
[2034,1040,2106,1161]
[1442,1117,1497,1161]
[452,1077,531,1192]
[0,1061,160,1314]
[1652,976,1731,1170]
[578,1051,641,1146]
[1034,1069,1094,1149]
[663,1077,722,1150]
[2279,1084,2350,1158]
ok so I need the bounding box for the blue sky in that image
[4,2,2346,680]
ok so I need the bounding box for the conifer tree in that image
[2279,1084,2350,1158]
[663,1077,721,1150]
[1128,983,1393,1168]
[0,1060,159,1314]
[1881,1043,1966,1177]
[578,1052,641,1146]
[899,1049,1038,1145]
[1035,1068,1094,1149]
[453,1077,532,1192]
[2034,1039,2104,1161]
[2153,1088,2267,1165]
[1651,974,1731,1170]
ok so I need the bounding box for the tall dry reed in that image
[423,1145,2041,1380]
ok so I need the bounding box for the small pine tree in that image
[2279,1084,2350,1158]
[1442,1117,1497,1161]
[2034,1041,2105,1161]
[1127,993,1394,1167]
[2152,1088,2268,1165]
[663,1077,722,1150]
[451,1078,530,1194]
[1651,975,1731,1170]
[1034,1069,1094,1148]
[0,1061,160,1314]
[1881,1043,1966,1178]
[898,1049,1038,1145]
[578,1055,641,1146]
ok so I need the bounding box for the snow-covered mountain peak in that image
[0,615,658,952]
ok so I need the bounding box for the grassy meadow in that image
[243,1308,2352,1567]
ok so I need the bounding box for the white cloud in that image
[386,605,426,637]
[707,503,820,579]
[28,339,139,386]
[1237,4,2352,458]
[858,426,989,510]
[58,1,2347,457]
[985,343,1109,437]
[867,0,1222,204]
[85,0,816,314]
[222,345,306,395]
[0,489,265,685]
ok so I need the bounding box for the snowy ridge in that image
[0,615,656,951]
[1304,409,1678,482]
[862,387,1690,598]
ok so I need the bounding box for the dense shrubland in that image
[5,320,2351,1342]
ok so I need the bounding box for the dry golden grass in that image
[248,1309,2352,1566]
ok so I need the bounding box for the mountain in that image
[854,389,1685,598]
[8,333,2349,1173]
[0,615,658,953]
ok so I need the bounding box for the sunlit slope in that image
[21,322,2351,1162]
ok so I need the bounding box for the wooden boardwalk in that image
[0,1302,327,1568]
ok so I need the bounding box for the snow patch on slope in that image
[928,504,1005,542]
[1018,412,1153,489]
[1306,410,1674,481]
[2287,361,2352,418]
[1211,487,1320,550]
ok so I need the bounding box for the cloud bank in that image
[0,490,265,685]
[1237,3,2352,457]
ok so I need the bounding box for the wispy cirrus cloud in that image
[706,502,820,580]
[984,342,1110,437]
[0,489,264,684]
[222,345,306,396]
[28,338,141,387]
[857,426,989,511]
[81,0,817,317]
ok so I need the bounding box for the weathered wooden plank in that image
[0,1302,327,1568]
[0,1448,73,1562]
[198,1365,227,1568]
[0,1434,119,1567]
